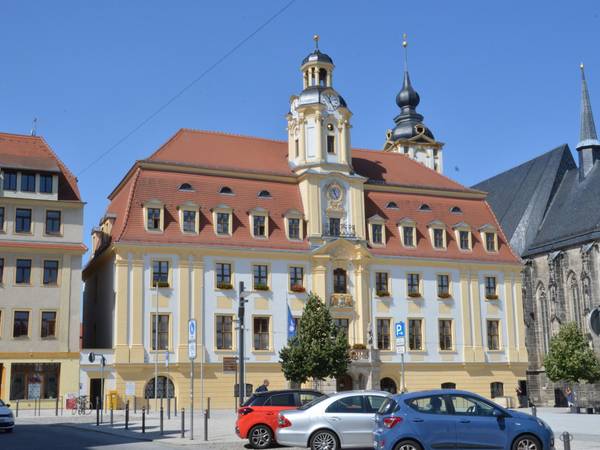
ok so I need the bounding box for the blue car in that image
[374,389,554,450]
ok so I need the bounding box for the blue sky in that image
[1,1,599,252]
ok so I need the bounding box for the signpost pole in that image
[238,281,246,407]
[188,319,197,441]
[190,359,194,440]
[401,352,406,392]
[395,321,406,393]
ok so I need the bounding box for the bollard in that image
[61,396,63,416]
[134,396,137,414]
[55,396,59,416]
[146,397,149,413]
[207,397,211,419]
[96,399,100,426]
[142,407,146,433]
[560,431,573,450]
[16,400,19,417]
[174,396,177,417]
[531,405,537,417]
[181,408,185,438]
[160,405,164,435]
[125,401,129,430]
[204,409,208,441]
[167,396,171,420]
[110,407,113,426]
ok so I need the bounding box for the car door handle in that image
[460,419,471,423]
[329,416,341,421]
[412,418,424,423]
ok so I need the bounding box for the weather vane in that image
[313,34,319,50]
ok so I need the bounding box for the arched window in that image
[441,382,456,389]
[419,204,431,211]
[219,186,233,195]
[145,376,175,399]
[568,273,583,328]
[333,268,347,294]
[380,377,397,394]
[178,183,193,191]
[258,190,271,198]
[490,382,504,398]
[450,206,462,214]
[537,284,550,354]
[386,201,399,209]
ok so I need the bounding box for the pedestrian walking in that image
[255,379,269,393]
[565,387,575,407]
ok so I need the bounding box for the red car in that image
[236,389,323,449]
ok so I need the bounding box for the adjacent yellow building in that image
[81,43,527,410]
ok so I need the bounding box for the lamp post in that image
[88,352,106,421]
[154,280,169,409]
[238,281,250,406]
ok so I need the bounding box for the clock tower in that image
[286,36,366,244]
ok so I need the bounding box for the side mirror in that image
[6,404,10,408]
[493,409,506,419]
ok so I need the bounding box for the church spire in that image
[578,63,600,149]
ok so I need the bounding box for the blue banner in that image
[288,305,297,340]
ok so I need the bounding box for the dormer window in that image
[453,222,472,251]
[428,220,447,250]
[147,208,161,230]
[284,209,303,241]
[250,207,269,239]
[219,186,233,195]
[386,201,399,209]
[182,210,196,233]
[433,229,445,249]
[3,171,17,191]
[419,204,431,211]
[21,172,36,192]
[485,232,497,252]
[479,224,498,252]
[40,174,53,193]
[368,215,386,246]
[398,218,417,248]
[144,200,165,232]
[450,206,462,214]
[258,190,271,198]
[179,183,193,191]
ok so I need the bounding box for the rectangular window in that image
[439,319,453,351]
[3,171,17,190]
[408,319,423,350]
[253,264,268,290]
[16,259,32,284]
[21,172,36,192]
[487,320,500,350]
[289,266,304,291]
[485,276,497,298]
[43,260,59,285]
[216,212,230,235]
[288,218,300,240]
[216,263,232,288]
[216,315,233,350]
[9,362,60,400]
[371,224,383,244]
[15,208,32,233]
[182,210,196,232]
[403,226,415,247]
[39,174,53,193]
[294,139,299,158]
[377,318,391,350]
[152,260,169,287]
[253,215,266,237]
[328,217,340,236]
[333,318,349,342]
[151,314,169,350]
[45,210,61,234]
[0,206,4,230]
[433,228,445,249]
[437,274,450,298]
[407,273,420,296]
[41,311,57,338]
[327,135,335,154]
[459,230,470,250]
[147,208,161,230]
[13,311,29,337]
[485,232,496,252]
[253,317,270,351]
[0,258,4,283]
[375,272,389,295]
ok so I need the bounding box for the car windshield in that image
[298,394,329,410]
[243,394,267,407]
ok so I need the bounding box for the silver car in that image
[275,390,390,450]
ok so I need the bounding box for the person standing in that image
[565,386,575,408]
[255,379,270,392]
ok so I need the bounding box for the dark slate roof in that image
[473,145,575,256]
[527,161,600,255]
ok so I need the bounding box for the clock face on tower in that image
[321,94,340,112]
[327,184,342,201]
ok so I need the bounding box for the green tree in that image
[279,292,350,385]
[544,322,600,384]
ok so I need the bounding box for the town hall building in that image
[81,40,527,409]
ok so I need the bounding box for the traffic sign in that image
[188,319,197,361]
[395,321,405,338]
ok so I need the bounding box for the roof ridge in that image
[180,128,287,144]
[116,167,142,242]
[0,131,43,140]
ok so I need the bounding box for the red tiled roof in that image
[364,191,519,263]
[0,132,82,201]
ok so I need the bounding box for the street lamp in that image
[88,352,106,421]
[154,280,169,409]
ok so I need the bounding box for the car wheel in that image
[248,425,272,449]
[394,439,423,450]
[310,429,339,450]
[512,434,542,450]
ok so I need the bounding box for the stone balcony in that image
[349,347,380,362]
[330,293,353,308]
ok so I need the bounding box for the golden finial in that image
[402,33,408,48]
[313,34,320,50]
[581,62,585,70]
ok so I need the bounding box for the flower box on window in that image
[376,290,390,298]
[352,343,367,350]
[485,294,499,300]
[290,284,306,293]
[438,292,452,299]
[408,292,422,298]
[254,283,270,291]
[217,282,233,290]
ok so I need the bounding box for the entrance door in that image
[336,374,353,391]
[90,379,102,409]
